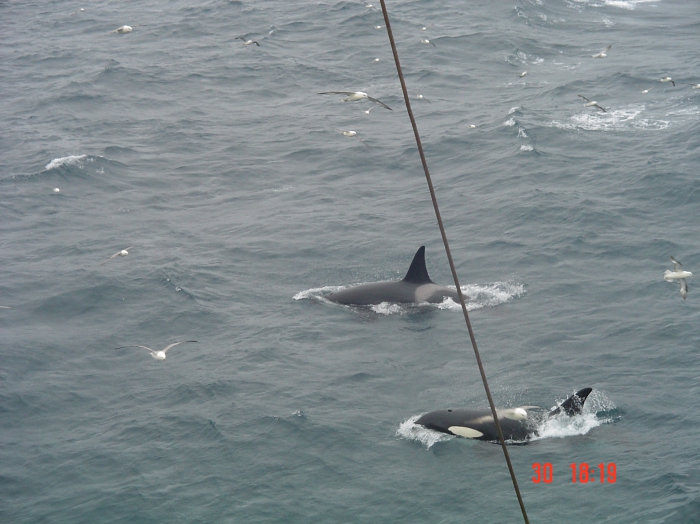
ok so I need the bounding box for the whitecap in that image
[45,154,87,171]
[519,145,534,152]
[503,118,516,127]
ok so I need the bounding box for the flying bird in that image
[420,39,436,47]
[341,130,369,147]
[591,45,611,58]
[577,95,607,112]
[660,77,675,86]
[236,36,259,46]
[318,91,392,110]
[519,71,528,78]
[100,247,133,266]
[682,83,700,89]
[115,340,198,361]
[664,257,692,300]
[635,85,651,94]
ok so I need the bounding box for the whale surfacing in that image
[415,387,593,442]
[326,246,460,306]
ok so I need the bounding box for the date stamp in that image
[531,462,617,484]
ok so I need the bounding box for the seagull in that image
[519,71,528,78]
[660,77,675,86]
[70,8,85,16]
[112,25,132,34]
[115,340,197,361]
[591,45,611,58]
[682,83,700,89]
[341,130,369,147]
[578,95,607,112]
[416,94,431,103]
[665,257,692,299]
[364,105,376,114]
[420,39,436,47]
[318,91,392,110]
[100,246,133,266]
[52,187,60,193]
[236,36,260,46]
[635,85,651,94]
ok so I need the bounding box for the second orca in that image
[415,387,593,442]
[326,246,462,306]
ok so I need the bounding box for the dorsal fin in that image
[548,388,592,417]
[402,246,434,284]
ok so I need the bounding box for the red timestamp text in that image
[531,462,617,484]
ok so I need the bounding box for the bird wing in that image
[100,252,119,266]
[366,96,392,110]
[236,36,246,41]
[679,279,688,299]
[318,91,356,95]
[162,340,197,353]
[578,95,591,102]
[116,345,156,354]
[670,256,683,271]
[601,45,612,53]
[594,103,607,112]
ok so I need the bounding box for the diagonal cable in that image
[377,2,530,522]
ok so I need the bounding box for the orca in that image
[415,387,593,442]
[326,246,461,306]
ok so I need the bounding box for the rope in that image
[377,2,530,523]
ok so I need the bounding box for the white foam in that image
[438,281,526,311]
[503,118,516,127]
[45,154,87,171]
[548,104,670,132]
[519,145,534,152]
[531,389,617,441]
[603,0,658,9]
[396,415,453,449]
[517,127,528,138]
[292,285,344,302]
[508,106,519,115]
[370,302,405,315]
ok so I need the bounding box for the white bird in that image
[318,91,392,110]
[682,83,700,89]
[420,39,436,47]
[468,124,477,129]
[664,256,692,300]
[635,85,651,94]
[416,94,431,103]
[52,187,60,193]
[364,106,376,115]
[70,8,85,16]
[112,25,132,34]
[519,71,528,78]
[578,95,607,112]
[341,130,369,147]
[591,45,611,58]
[100,246,133,266]
[660,77,675,86]
[115,340,197,361]
[236,36,259,46]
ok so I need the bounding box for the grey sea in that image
[2,0,700,522]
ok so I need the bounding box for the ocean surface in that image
[2,0,700,522]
